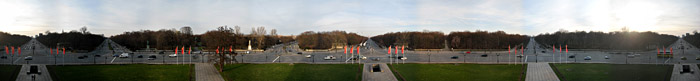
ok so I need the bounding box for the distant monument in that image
[247,40,252,50]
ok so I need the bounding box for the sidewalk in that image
[195,63,225,81]
[525,63,560,81]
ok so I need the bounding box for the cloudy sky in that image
[0,0,698,37]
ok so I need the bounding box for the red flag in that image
[56,48,59,54]
[18,47,21,55]
[565,45,568,53]
[357,46,360,54]
[388,46,391,55]
[188,46,192,54]
[49,48,52,55]
[350,46,354,54]
[552,45,555,53]
[229,46,233,52]
[508,45,511,54]
[181,46,184,55]
[11,47,14,55]
[175,46,179,54]
[62,47,65,55]
[559,45,562,53]
[663,46,666,54]
[216,46,220,54]
[670,47,673,54]
[344,46,347,54]
[514,47,518,54]
[521,45,524,55]
[395,46,398,54]
[401,45,404,54]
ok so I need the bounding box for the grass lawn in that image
[551,63,673,81]
[389,64,526,81]
[48,64,193,81]
[219,63,362,81]
[0,65,20,81]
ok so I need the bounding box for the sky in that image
[0,0,698,37]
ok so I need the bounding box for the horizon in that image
[1,0,698,37]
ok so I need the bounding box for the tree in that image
[79,26,88,34]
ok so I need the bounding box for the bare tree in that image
[271,29,277,36]
[234,25,241,35]
[80,26,88,34]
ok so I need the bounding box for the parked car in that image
[0,56,6,59]
[604,56,609,59]
[297,52,303,54]
[568,55,575,58]
[94,55,101,57]
[24,56,33,60]
[169,54,178,57]
[148,55,157,60]
[305,55,312,58]
[584,56,592,60]
[451,56,459,59]
[137,55,144,58]
[324,55,336,60]
[481,54,488,57]
[119,53,129,58]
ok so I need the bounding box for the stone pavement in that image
[16,64,52,81]
[671,64,700,81]
[362,63,398,81]
[195,63,225,81]
[526,63,560,81]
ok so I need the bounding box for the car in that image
[137,55,144,58]
[568,55,575,58]
[516,54,523,58]
[372,58,380,61]
[94,55,101,57]
[24,56,33,60]
[481,54,488,57]
[681,65,694,74]
[305,55,312,58]
[169,54,178,57]
[297,52,303,54]
[451,56,459,59]
[584,56,591,60]
[696,57,700,60]
[159,51,165,54]
[119,53,129,58]
[113,54,120,57]
[148,55,157,60]
[541,51,546,53]
[681,57,687,60]
[323,55,336,60]
[400,57,407,60]
[604,56,609,59]
[0,56,6,59]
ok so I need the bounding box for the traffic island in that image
[217,63,361,81]
[550,63,673,81]
[389,63,526,81]
[47,64,194,81]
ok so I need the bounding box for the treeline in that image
[0,31,32,46]
[110,29,198,50]
[371,31,446,49]
[111,26,293,51]
[296,31,367,49]
[535,30,678,50]
[447,31,528,49]
[683,31,700,48]
[36,31,106,52]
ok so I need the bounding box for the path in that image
[362,63,398,81]
[195,63,225,81]
[526,63,560,81]
[671,64,700,81]
[16,64,52,81]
